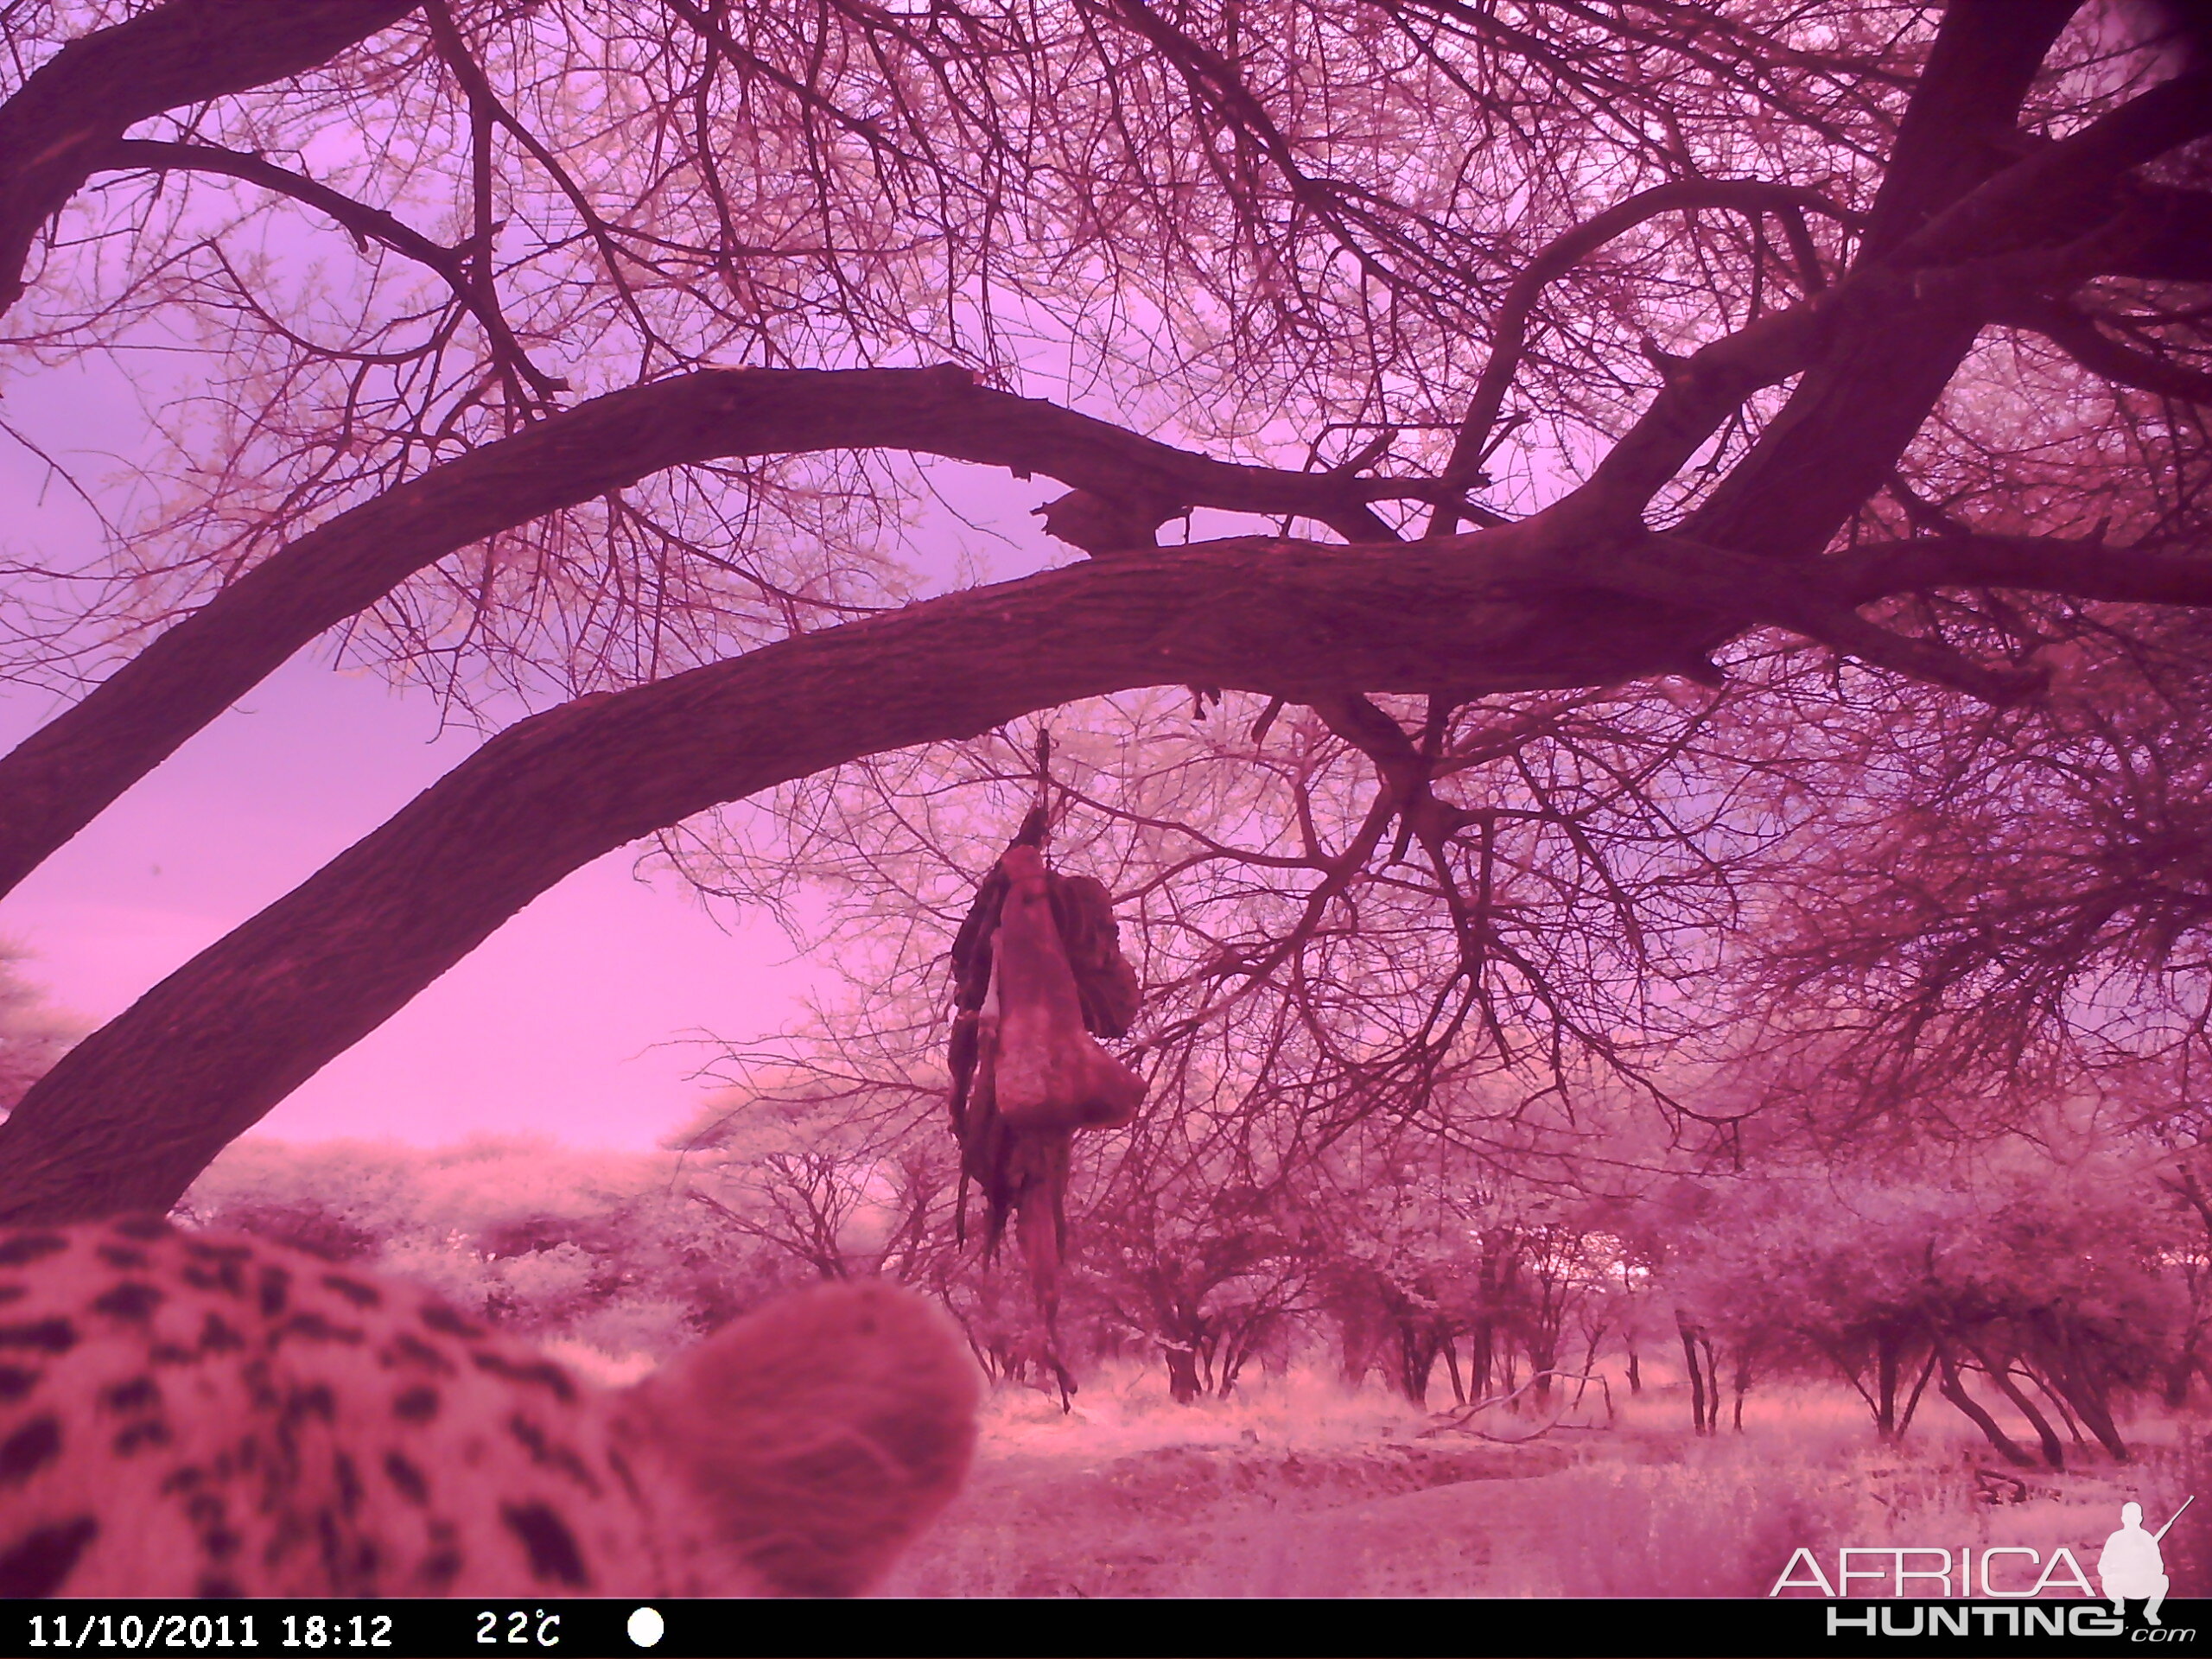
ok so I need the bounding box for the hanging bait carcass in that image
[946,804,1146,1397]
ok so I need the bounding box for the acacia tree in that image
[0,2,2209,1222]
[1654,1132,2183,1462]
[670,1077,959,1288]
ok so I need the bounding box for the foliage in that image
[179,1134,788,1359]
[668,1074,959,1287]
[1656,1129,2186,1464]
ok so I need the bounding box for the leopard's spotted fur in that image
[0,1216,976,1597]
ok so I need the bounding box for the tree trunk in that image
[1392,1319,1442,1406]
[2164,1323,2202,1410]
[1334,1286,1382,1390]
[1677,1312,1713,1436]
[2046,1361,2131,1464]
[1961,1338,2065,1471]
[1468,1318,1497,1404]
[2026,1370,2088,1448]
[1163,1342,1203,1405]
[1527,1320,1561,1408]
[1580,1321,1609,1380]
[1936,1344,2037,1469]
[1875,1332,1902,1440]
[1896,1351,1937,1440]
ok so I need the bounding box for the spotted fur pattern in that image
[0,1217,976,1597]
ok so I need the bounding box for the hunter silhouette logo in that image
[2101,1497,2188,1627]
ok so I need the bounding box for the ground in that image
[875,1368,2209,1599]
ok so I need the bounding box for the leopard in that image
[0,1215,977,1598]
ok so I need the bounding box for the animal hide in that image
[1047,872,1143,1039]
[986,845,1147,1131]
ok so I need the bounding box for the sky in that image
[0,651,817,1149]
[0,363,1076,1150]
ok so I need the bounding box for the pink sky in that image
[0,364,1079,1149]
[0,652,830,1148]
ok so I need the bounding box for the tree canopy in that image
[0,0,2209,1221]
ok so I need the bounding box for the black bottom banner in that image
[11,1599,2210,1659]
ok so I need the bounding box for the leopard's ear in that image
[626,1281,978,1596]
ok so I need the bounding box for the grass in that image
[873,1363,2209,1598]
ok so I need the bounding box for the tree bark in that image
[1392,1319,1441,1407]
[1468,1316,1497,1403]
[1875,1332,1901,1440]
[2164,1323,2201,1410]
[1687,7,2210,567]
[2041,1332,2132,1463]
[1896,1351,1937,1440]
[1852,2,2082,261]
[13,500,2212,1224]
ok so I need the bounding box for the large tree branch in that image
[1853,0,2081,259]
[1531,22,2212,555]
[1688,41,2212,563]
[1892,66,2212,272]
[1678,274,1987,560]
[0,0,419,317]
[1672,8,2212,566]
[2097,184,2212,283]
[1540,536,2047,703]
[1834,533,2212,609]
[1536,7,2180,548]
[1427,178,1859,535]
[21,509,2212,1222]
[0,365,1448,899]
[0,518,1688,1222]
[1554,298,1827,531]
[1696,0,2074,535]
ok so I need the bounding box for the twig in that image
[1419,1369,1616,1441]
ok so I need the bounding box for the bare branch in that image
[1998,296,2212,406]
[0,0,418,316]
[92,138,569,400]
[1834,532,2212,610]
[1429,178,1859,534]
